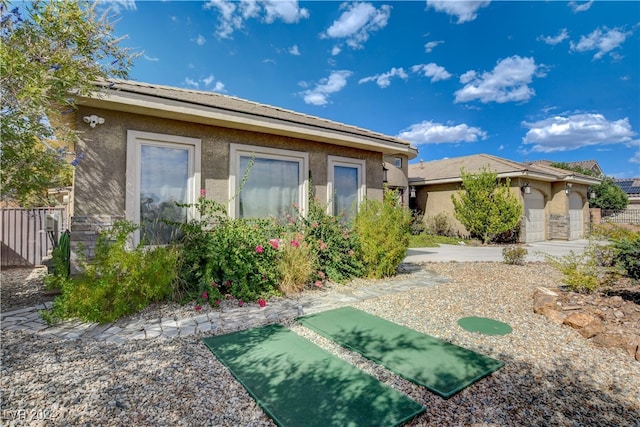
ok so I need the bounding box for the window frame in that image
[228,143,309,218]
[126,130,201,246]
[394,157,403,168]
[327,155,367,217]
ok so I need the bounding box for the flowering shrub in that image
[290,197,364,283]
[178,197,281,305]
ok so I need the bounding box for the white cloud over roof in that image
[411,63,452,82]
[397,120,487,145]
[358,67,408,88]
[301,70,352,106]
[205,0,309,39]
[322,2,391,50]
[570,26,632,60]
[521,113,637,153]
[426,0,490,24]
[454,55,545,104]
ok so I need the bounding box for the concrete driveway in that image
[404,239,590,263]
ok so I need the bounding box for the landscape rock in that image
[532,287,559,314]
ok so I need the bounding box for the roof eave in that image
[77,90,417,158]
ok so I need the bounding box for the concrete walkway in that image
[1,240,589,342]
[405,239,590,263]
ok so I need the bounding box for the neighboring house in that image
[614,178,640,209]
[408,154,601,243]
[69,80,417,256]
[532,159,604,177]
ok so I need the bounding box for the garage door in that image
[569,193,583,240]
[524,190,545,242]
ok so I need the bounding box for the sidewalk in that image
[405,239,590,263]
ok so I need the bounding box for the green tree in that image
[451,167,522,244]
[549,162,601,177]
[589,177,628,211]
[1,0,136,206]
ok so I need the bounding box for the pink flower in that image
[318,240,328,250]
[269,239,279,250]
[224,281,231,287]
[214,300,221,306]
[238,300,244,307]
[318,271,326,280]
[290,239,300,248]
[255,245,264,253]
[200,188,206,197]
[311,221,319,228]
[348,250,355,256]
[195,305,202,311]
[258,299,266,308]
[314,281,323,288]
[201,291,208,300]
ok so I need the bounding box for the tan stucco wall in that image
[74,106,384,217]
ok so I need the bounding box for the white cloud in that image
[195,34,206,45]
[331,46,342,56]
[570,26,632,60]
[99,0,137,13]
[143,54,159,62]
[630,150,640,164]
[204,0,309,39]
[426,0,490,24]
[454,55,545,104]
[521,113,637,153]
[568,1,594,13]
[538,29,569,46]
[183,75,226,92]
[322,2,391,50]
[301,70,352,106]
[289,45,301,56]
[411,63,452,82]
[424,40,444,53]
[358,67,408,88]
[397,120,487,145]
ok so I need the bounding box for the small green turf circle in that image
[457,316,513,335]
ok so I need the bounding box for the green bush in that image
[612,232,640,280]
[426,212,454,237]
[294,197,364,283]
[178,197,281,305]
[277,233,316,294]
[409,210,426,235]
[502,246,528,265]
[354,190,411,278]
[44,221,180,324]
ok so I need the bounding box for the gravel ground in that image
[2,262,639,426]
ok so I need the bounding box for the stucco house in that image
[408,154,601,243]
[614,178,640,209]
[68,80,417,256]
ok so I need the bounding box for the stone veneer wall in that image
[70,214,124,272]
[548,214,569,240]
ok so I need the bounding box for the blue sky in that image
[105,0,639,178]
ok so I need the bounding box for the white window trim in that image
[228,143,309,218]
[126,130,201,246]
[394,157,403,168]
[327,155,366,216]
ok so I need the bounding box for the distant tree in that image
[452,167,522,244]
[589,177,628,211]
[0,0,137,206]
[549,162,601,177]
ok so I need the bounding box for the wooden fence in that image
[1,207,67,268]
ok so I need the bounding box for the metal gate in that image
[1,207,67,267]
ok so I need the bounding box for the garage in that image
[524,190,545,242]
[569,193,584,240]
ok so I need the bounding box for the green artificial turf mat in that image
[202,324,424,427]
[457,316,513,335]
[297,307,504,399]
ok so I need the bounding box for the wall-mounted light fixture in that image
[382,163,388,183]
[589,189,597,199]
[521,181,531,194]
[409,186,416,198]
[83,114,105,128]
[565,182,573,194]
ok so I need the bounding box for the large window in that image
[229,144,308,218]
[126,131,201,245]
[327,156,366,219]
